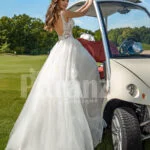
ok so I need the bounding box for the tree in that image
[108,29,122,46]
[0,16,12,50]
[94,30,102,41]
[0,42,10,53]
[0,14,149,55]
[73,25,94,39]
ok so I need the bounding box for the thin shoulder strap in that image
[60,11,66,23]
[60,11,69,24]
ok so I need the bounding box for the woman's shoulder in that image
[59,10,66,19]
[60,10,71,22]
[60,10,73,17]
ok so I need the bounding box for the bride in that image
[5,0,105,149]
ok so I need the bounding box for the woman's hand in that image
[63,0,93,19]
[88,0,93,6]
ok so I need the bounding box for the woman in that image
[5,0,105,149]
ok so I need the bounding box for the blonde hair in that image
[44,0,61,32]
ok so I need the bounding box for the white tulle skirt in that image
[5,37,105,150]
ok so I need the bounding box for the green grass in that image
[0,54,47,149]
[143,43,150,50]
[0,54,150,149]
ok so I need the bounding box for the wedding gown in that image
[5,12,105,150]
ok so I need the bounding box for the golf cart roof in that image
[68,0,143,17]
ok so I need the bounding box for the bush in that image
[30,49,40,55]
[14,46,25,54]
[0,42,10,53]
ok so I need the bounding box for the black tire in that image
[111,107,142,150]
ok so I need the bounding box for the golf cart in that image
[69,0,150,149]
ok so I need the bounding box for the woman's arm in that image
[63,0,93,18]
[75,0,89,13]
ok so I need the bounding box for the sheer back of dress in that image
[58,11,74,40]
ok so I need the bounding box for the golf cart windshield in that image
[99,1,150,58]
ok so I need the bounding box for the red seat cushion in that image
[78,38,106,62]
[78,38,119,62]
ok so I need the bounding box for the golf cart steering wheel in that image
[119,37,138,55]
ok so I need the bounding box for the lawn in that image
[0,54,47,149]
[0,54,150,150]
[143,43,150,50]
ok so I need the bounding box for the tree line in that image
[108,27,150,46]
[0,14,149,55]
[0,14,94,55]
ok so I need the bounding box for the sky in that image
[0,0,150,31]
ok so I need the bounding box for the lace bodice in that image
[58,12,74,40]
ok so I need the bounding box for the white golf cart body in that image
[69,0,150,149]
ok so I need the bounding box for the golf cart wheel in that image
[111,107,142,150]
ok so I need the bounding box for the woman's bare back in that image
[54,13,69,36]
